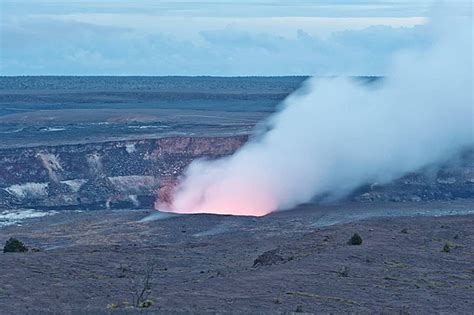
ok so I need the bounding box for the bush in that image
[138,300,153,308]
[348,233,363,245]
[3,238,28,253]
[338,266,349,277]
[130,261,155,308]
[442,243,451,253]
[253,249,285,267]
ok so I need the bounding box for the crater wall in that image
[0,136,473,210]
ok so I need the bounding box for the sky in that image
[0,0,458,76]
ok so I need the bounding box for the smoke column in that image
[164,5,473,216]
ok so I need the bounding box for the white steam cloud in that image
[165,5,473,216]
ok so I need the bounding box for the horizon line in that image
[0,75,383,78]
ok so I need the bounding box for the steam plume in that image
[165,5,473,216]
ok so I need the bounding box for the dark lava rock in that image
[78,176,116,203]
[348,233,363,245]
[1,137,472,212]
[253,249,285,267]
[350,150,474,203]
[47,181,72,197]
[156,178,177,207]
[0,190,20,209]
[3,238,28,253]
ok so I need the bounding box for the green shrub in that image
[338,266,349,277]
[295,305,304,313]
[442,243,451,253]
[106,303,118,310]
[348,233,363,245]
[138,300,153,308]
[3,238,28,253]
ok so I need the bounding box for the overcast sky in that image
[0,0,454,76]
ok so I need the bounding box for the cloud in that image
[1,0,437,17]
[1,15,431,75]
[199,25,431,75]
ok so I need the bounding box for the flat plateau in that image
[0,200,473,314]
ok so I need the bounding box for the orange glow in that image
[155,188,276,217]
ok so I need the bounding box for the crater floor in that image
[0,201,473,314]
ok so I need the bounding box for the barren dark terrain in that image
[0,76,302,148]
[0,201,473,314]
[1,77,473,314]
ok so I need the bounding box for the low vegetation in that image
[3,238,28,253]
[253,249,285,267]
[442,242,452,253]
[348,233,363,245]
[384,260,409,268]
[130,261,156,308]
[338,266,349,277]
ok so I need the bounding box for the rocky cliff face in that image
[0,136,247,210]
[350,151,474,203]
[0,136,473,211]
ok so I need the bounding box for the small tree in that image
[442,243,451,253]
[338,266,349,277]
[3,238,28,253]
[130,261,155,308]
[348,233,363,245]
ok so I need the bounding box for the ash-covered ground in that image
[0,201,473,314]
[0,77,473,314]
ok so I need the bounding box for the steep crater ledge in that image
[0,136,247,210]
[0,136,473,211]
